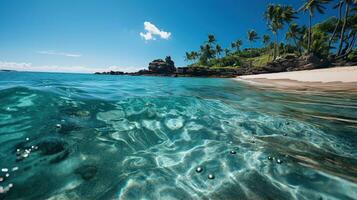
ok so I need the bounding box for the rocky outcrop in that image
[245,54,331,75]
[148,56,176,74]
[176,67,244,77]
[94,54,349,78]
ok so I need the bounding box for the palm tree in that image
[207,34,216,45]
[337,0,354,56]
[265,4,297,59]
[329,0,344,51]
[299,0,331,54]
[215,44,222,58]
[224,48,231,56]
[190,51,199,63]
[262,34,271,58]
[247,30,259,51]
[262,34,271,47]
[184,52,192,63]
[199,44,214,64]
[231,40,242,53]
[286,23,302,55]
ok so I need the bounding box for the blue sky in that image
[0,0,337,73]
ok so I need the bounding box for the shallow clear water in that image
[0,72,357,200]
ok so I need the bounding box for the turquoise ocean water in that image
[0,72,357,200]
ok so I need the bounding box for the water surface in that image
[0,72,357,200]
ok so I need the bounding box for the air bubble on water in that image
[208,174,215,179]
[195,167,203,173]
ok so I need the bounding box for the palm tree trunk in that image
[293,37,301,56]
[308,14,312,54]
[336,32,356,59]
[337,2,350,56]
[250,41,252,54]
[275,33,279,59]
[328,1,343,52]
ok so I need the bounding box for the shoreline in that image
[235,66,357,92]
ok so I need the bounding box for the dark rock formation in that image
[95,71,124,75]
[148,56,176,74]
[176,67,243,77]
[245,54,331,75]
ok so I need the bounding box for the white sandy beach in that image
[236,66,357,92]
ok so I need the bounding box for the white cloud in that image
[140,21,171,41]
[37,50,82,57]
[0,60,143,73]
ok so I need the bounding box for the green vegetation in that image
[184,0,357,68]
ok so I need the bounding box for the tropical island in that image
[96,0,357,78]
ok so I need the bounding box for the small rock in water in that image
[230,150,237,155]
[276,159,283,164]
[283,133,288,136]
[25,138,29,141]
[208,174,215,179]
[75,110,90,118]
[268,156,273,160]
[75,165,98,181]
[0,177,3,182]
[195,167,203,173]
[12,167,19,172]
[5,173,9,177]
[56,124,62,128]
[1,168,8,172]
[37,138,66,155]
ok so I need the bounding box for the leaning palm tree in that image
[299,0,331,53]
[215,44,223,58]
[231,40,242,53]
[329,0,344,51]
[337,0,354,56]
[247,30,259,51]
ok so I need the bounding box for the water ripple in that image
[0,72,356,199]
